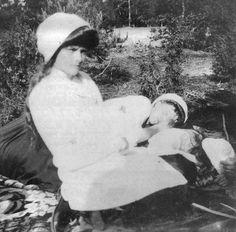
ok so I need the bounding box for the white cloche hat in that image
[152,93,188,123]
[36,12,97,62]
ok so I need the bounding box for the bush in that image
[93,28,122,60]
[139,15,185,100]
[212,33,236,81]
[81,57,131,87]
[138,47,184,101]
[161,32,184,94]
[0,23,41,126]
[181,13,213,51]
[138,47,162,101]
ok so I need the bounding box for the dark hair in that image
[63,26,99,50]
[160,100,186,127]
[44,26,99,69]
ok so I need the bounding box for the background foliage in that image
[0,0,236,126]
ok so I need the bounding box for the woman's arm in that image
[28,82,128,171]
[136,124,161,144]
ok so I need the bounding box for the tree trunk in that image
[128,0,131,27]
[182,0,185,18]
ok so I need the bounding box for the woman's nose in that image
[73,50,84,63]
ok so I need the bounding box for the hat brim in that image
[44,26,99,69]
[62,26,99,50]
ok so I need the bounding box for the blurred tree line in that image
[1,0,235,30]
[0,0,235,125]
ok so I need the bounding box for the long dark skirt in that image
[0,115,61,192]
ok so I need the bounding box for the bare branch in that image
[95,58,112,78]
[192,203,236,219]
[222,113,229,141]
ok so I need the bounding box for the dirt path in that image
[113,27,213,77]
[182,49,213,77]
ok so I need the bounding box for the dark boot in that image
[51,196,76,232]
[90,211,105,231]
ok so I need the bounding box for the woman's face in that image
[54,45,87,77]
[148,102,178,126]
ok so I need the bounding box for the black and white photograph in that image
[0,0,236,231]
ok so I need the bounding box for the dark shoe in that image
[51,196,77,232]
[90,211,105,231]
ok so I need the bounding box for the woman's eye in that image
[68,48,87,54]
[70,48,78,52]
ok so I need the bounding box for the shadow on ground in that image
[100,185,236,232]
